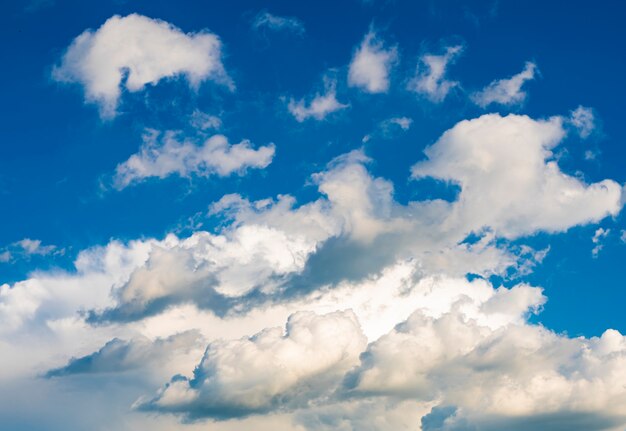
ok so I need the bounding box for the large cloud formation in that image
[53,14,231,118]
[1,111,625,430]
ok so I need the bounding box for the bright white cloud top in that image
[3,5,626,431]
[53,14,231,118]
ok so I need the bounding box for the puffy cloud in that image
[2,110,625,430]
[408,45,462,102]
[252,11,305,35]
[348,31,398,94]
[288,77,348,122]
[570,105,596,139]
[137,310,366,419]
[137,274,626,430]
[53,14,231,118]
[112,130,275,189]
[471,62,537,108]
[345,289,626,430]
[411,113,623,238]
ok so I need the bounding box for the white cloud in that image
[2,112,625,430]
[344,287,626,430]
[408,45,462,102]
[591,227,610,258]
[112,130,275,189]
[252,11,305,35]
[570,105,596,139]
[138,310,366,418]
[411,114,623,238]
[471,61,537,108]
[288,77,348,122]
[348,31,398,94]
[53,14,231,118]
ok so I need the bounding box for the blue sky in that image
[1,1,626,430]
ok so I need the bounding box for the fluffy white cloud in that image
[252,11,305,35]
[113,130,275,189]
[53,14,231,118]
[471,62,537,108]
[408,45,462,102]
[570,105,596,139]
[348,31,398,94]
[138,310,366,419]
[411,113,623,238]
[288,77,348,122]
[2,111,625,430]
[135,274,626,430]
[344,286,626,430]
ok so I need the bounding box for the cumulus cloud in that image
[137,275,626,429]
[471,61,537,108]
[53,14,231,118]
[570,105,596,139]
[288,77,348,122]
[2,111,625,430]
[344,287,626,430]
[137,310,366,419]
[408,45,462,102]
[411,113,623,238]
[70,113,625,322]
[252,11,305,35]
[112,130,275,189]
[348,31,398,94]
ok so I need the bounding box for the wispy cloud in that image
[288,77,349,122]
[408,45,463,102]
[348,31,398,94]
[252,11,305,35]
[471,61,537,108]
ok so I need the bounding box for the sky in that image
[1,0,626,430]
